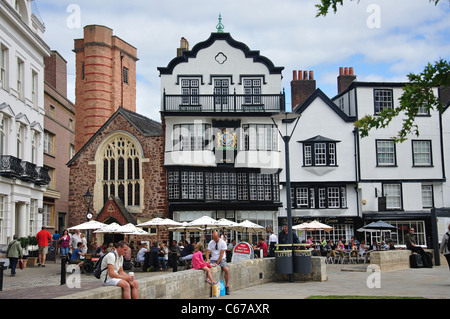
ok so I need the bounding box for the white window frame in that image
[412,140,432,166]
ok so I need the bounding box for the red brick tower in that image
[73,25,138,152]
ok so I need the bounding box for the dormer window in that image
[300,135,339,167]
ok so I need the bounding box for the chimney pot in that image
[344,67,349,75]
[339,67,344,76]
[293,70,297,81]
[349,67,354,75]
[303,70,308,80]
[309,71,314,81]
[298,70,303,80]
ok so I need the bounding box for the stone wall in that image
[56,256,326,299]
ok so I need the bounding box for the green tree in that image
[315,0,450,142]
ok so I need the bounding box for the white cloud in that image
[35,0,450,120]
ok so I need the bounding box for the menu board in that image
[231,242,254,263]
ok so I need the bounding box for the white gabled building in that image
[158,23,285,242]
[0,0,51,246]
[281,67,445,247]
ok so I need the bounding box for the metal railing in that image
[0,155,51,185]
[162,93,285,113]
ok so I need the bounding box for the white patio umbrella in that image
[136,217,182,229]
[293,220,333,241]
[68,220,107,230]
[297,220,333,232]
[93,222,126,234]
[234,220,265,241]
[186,215,222,245]
[121,223,151,236]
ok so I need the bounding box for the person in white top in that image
[101,240,139,299]
[206,231,230,295]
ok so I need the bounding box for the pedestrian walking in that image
[36,226,52,267]
[59,229,71,257]
[6,235,23,277]
[440,224,450,270]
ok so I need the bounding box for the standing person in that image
[70,229,81,253]
[278,224,299,244]
[101,241,139,299]
[206,231,230,295]
[440,224,450,270]
[6,235,23,277]
[268,231,278,257]
[192,242,217,285]
[59,229,71,257]
[405,227,431,268]
[36,226,52,267]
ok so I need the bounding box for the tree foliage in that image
[315,0,450,142]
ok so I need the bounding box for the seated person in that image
[136,242,149,262]
[180,240,195,261]
[253,237,268,258]
[359,240,369,256]
[150,241,167,270]
[70,242,86,271]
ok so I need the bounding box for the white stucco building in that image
[0,0,51,246]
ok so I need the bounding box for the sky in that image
[32,0,450,122]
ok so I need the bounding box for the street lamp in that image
[83,188,93,221]
[83,188,94,248]
[271,112,301,283]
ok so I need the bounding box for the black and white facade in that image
[281,74,445,247]
[159,32,285,241]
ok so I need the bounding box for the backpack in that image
[94,252,116,280]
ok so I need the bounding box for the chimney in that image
[291,70,316,111]
[44,51,68,98]
[337,66,356,94]
[177,37,189,57]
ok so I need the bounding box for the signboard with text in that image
[231,242,254,263]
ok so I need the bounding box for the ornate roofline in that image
[157,32,284,75]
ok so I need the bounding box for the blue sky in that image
[33,0,450,120]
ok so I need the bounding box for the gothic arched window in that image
[99,134,143,208]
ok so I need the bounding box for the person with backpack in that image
[440,224,450,271]
[100,240,139,299]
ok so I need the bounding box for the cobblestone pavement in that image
[1,260,449,299]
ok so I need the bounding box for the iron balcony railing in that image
[0,155,51,185]
[162,92,285,113]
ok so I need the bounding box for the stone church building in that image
[67,25,167,237]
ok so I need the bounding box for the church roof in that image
[67,107,162,167]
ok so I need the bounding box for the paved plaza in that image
[1,259,449,300]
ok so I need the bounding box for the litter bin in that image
[292,244,312,274]
[275,244,293,274]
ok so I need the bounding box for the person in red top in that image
[255,237,268,257]
[36,226,52,267]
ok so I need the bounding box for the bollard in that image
[60,255,67,285]
[0,262,4,291]
[171,253,178,272]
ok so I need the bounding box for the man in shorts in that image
[36,226,52,267]
[101,241,139,299]
[206,231,230,295]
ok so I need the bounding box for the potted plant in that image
[17,236,29,254]
[27,236,38,257]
